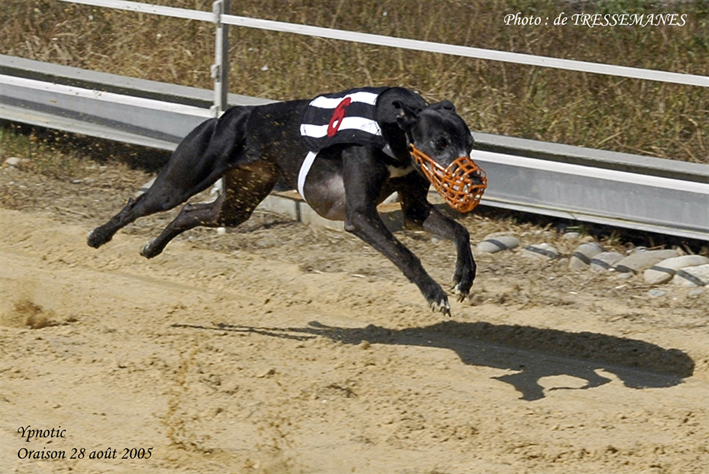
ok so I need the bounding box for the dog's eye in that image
[435,138,449,151]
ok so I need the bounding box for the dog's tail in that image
[155,106,254,200]
[203,105,254,167]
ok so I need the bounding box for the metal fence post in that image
[211,0,229,117]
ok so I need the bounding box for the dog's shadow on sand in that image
[174,320,694,401]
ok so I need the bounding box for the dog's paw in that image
[140,240,157,259]
[423,282,452,317]
[87,228,110,248]
[451,267,475,302]
[427,287,451,317]
[451,281,470,303]
[429,298,451,317]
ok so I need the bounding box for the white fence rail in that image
[58,0,709,114]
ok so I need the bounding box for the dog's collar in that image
[409,145,487,213]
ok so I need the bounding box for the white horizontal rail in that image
[58,0,708,88]
[58,0,214,22]
[471,150,709,195]
[1,75,215,118]
[220,14,709,88]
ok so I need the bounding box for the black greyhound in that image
[87,87,487,315]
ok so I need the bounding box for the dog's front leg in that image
[346,210,451,315]
[421,208,476,301]
[342,149,450,315]
[398,176,476,302]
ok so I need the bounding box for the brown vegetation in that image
[1,0,708,163]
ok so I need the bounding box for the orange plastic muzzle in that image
[409,145,488,213]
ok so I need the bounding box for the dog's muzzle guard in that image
[409,145,487,213]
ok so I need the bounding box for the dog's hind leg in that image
[87,191,172,249]
[88,106,252,249]
[141,161,279,258]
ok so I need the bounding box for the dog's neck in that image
[376,88,428,165]
[378,122,412,162]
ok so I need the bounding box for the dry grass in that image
[1,0,708,163]
[0,124,171,179]
[0,125,89,179]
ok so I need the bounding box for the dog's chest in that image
[387,163,414,178]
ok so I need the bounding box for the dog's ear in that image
[430,100,456,113]
[393,100,422,131]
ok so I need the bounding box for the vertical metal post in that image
[211,0,229,117]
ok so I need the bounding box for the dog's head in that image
[394,99,487,213]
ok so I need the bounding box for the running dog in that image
[87,87,487,315]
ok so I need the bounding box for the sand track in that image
[1,163,708,473]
